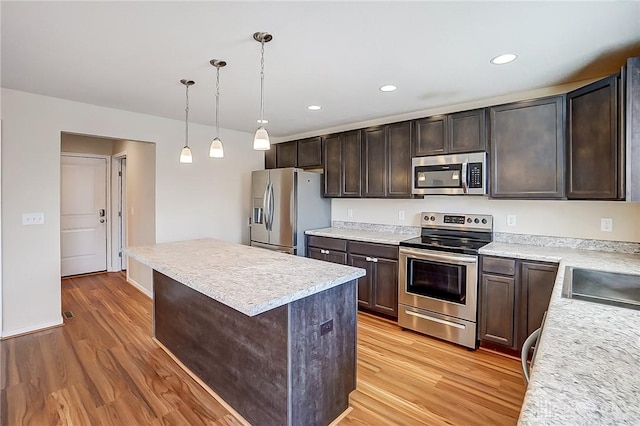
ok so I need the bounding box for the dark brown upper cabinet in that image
[567,74,623,200]
[414,108,487,156]
[449,108,487,153]
[362,122,413,198]
[275,141,297,168]
[362,126,387,198]
[490,96,565,199]
[626,56,640,201]
[414,115,446,156]
[386,121,413,197]
[323,130,362,197]
[297,136,323,169]
[264,146,276,169]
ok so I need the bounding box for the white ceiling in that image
[2,1,639,139]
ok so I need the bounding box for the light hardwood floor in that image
[1,273,526,425]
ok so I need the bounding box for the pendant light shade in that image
[210,137,224,158]
[209,59,227,159]
[253,32,272,151]
[180,146,193,163]
[179,79,195,164]
[253,127,270,150]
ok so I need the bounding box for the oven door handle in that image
[400,247,477,264]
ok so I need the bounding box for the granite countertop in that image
[305,227,419,245]
[480,242,640,425]
[125,238,365,317]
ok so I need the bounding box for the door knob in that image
[100,219,105,223]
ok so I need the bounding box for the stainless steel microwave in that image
[412,152,487,195]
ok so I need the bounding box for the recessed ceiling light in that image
[379,85,397,92]
[257,119,269,124]
[307,105,322,111]
[490,53,517,65]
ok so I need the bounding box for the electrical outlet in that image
[507,214,517,227]
[348,208,353,218]
[398,210,405,221]
[22,213,45,225]
[320,319,334,336]
[601,218,613,232]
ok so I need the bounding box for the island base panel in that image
[289,281,357,426]
[154,271,288,425]
[153,271,357,426]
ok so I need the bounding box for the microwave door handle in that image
[461,162,469,194]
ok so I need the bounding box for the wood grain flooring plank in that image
[1,273,527,425]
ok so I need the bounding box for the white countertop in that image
[480,242,640,425]
[125,238,365,317]
[305,227,418,245]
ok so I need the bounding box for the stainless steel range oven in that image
[398,212,493,349]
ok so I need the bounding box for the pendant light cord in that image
[185,84,190,148]
[216,67,220,138]
[260,39,265,124]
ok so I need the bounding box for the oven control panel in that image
[421,212,493,231]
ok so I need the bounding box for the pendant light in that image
[209,59,227,158]
[179,79,195,163]
[253,32,272,151]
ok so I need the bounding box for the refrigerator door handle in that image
[262,182,270,230]
[268,182,275,231]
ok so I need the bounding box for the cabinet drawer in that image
[348,241,398,260]
[307,235,347,252]
[482,256,515,275]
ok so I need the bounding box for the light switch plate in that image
[398,210,405,221]
[23,213,45,225]
[507,214,517,227]
[601,218,613,232]
[348,208,353,218]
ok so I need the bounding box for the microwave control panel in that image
[468,162,483,188]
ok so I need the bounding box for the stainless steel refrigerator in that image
[250,168,331,256]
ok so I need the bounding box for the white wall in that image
[332,198,640,242]
[113,140,156,294]
[0,88,263,337]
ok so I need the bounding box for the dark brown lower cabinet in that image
[348,241,399,319]
[306,236,347,265]
[478,256,558,354]
[479,273,515,347]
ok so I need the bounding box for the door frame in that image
[111,151,127,272]
[60,152,112,274]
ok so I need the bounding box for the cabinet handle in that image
[321,249,329,254]
[372,257,378,263]
[366,256,372,262]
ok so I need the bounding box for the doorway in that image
[60,154,109,276]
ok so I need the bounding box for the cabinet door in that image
[373,258,398,318]
[387,121,413,198]
[342,130,362,197]
[479,274,515,348]
[297,137,323,169]
[449,108,487,153]
[490,96,565,199]
[414,115,447,156]
[323,134,342,197]
[362,126,387,198]
[276,141,297,168]
[264,147,276,169]
[325,250,348,265]
[519,261,558,344]
[567,75,621,199]
[349,254,373,309]
[307,247,325,262]
[626,56,640,201]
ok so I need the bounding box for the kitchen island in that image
[125,238,365,426]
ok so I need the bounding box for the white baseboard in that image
[2,317,64,339]
[126,272,152,298]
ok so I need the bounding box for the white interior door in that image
[61,155,107,277]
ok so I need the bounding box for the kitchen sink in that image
[562,267,640,311]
